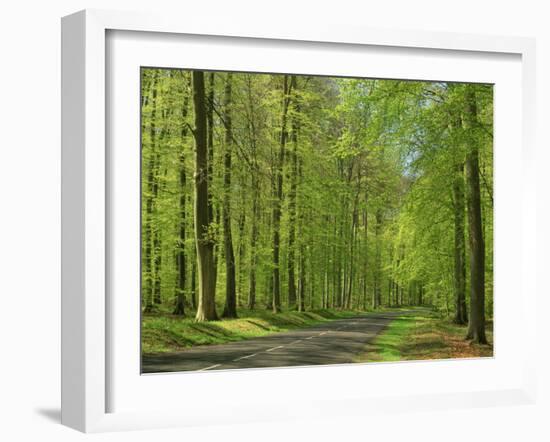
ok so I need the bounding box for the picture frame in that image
[61,9,537,433]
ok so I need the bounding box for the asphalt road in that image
[142,311,407,373]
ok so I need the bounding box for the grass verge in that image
[142,308,364,354]
[354,310,493,363]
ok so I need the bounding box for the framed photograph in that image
[61,9,537,432]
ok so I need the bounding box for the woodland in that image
[141,68,493,347]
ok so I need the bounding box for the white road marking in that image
[199,364,221,371]
[208,319,388,367]
[233,353,257,361]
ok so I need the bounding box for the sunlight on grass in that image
[355,311,493,363]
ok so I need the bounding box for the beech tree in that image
[221,73,237,318]
[192,70,218,322]
[463,85,487,344]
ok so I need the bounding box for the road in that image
[142,311,407,373]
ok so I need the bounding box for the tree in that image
[174,73,191,316]
[463,85,487,344]
[221,73,238,318]
[142,71,158,313]
[452,162,467,324]
[206,72,220,296]
[271,75,294,313]
[286,80,300,310]
[245,75,260,310]
[193,70,218,322]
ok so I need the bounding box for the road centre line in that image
[233,353,257,361]
[199,364,221,371]
[200,319,388,368]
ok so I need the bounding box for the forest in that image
[141,67,493,364]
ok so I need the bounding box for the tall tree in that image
[221,74,238,318]
[206,73,220,296]
[286,82,299,310]
[452,162,467,324]
[373,209,383,309]
[174,73,191,316]
[464,86,487,343]
[271,75,294,313]
[246,76,260,310]
[297,155,306,312]
[142,72,158,313]
[193,70,218,322]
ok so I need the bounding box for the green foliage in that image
[140,68,493,331]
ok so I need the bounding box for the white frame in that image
[61,9,537,433]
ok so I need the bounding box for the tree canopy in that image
[141,68,493,343]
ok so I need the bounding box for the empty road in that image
[142,311,408,373]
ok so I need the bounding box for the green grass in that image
[360,315,414,362]
[143,306,494,362]
[354,309,493,363]
[142,308,364,354]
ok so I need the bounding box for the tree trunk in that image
[297,157,306,312]
[245,76,259,310]
[271,75,294,313]
[286,93,299,310]
[362,203,368,310]
[373,209,383,309]
[191,252,197,309]
[206,72,219,299]
[152,117,171,306]
[464,86,487,343]
[193,70,218,322]
[310,251,315,310]
[237,207,246,307]
[348,178,361,310]
[143,73,158,313]
[174,156,187,316]
[152,230,162,304]
[221,74,237,319]
[248,172,259,310]
[174,76,191,316]
[298,244,306,312]
[452,163,468,324]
